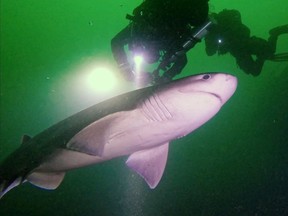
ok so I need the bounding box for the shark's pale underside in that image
[0,73,237,199]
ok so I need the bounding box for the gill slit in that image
[140,93,173,122]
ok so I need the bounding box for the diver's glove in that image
[151,71,173,85]
[159,74,173,84]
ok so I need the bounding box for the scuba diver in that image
[204,9,288,76]
[111,0,210,85]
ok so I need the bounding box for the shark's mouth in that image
[208,93,223,104]
[198,91,223,104]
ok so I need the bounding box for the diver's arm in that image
[158,20,213,72]
[162,54,188,80]
[234,54,264,76]
[111,26,131,66]
[111,26,134,80]
[153,54,188,84]
[205,34,217,56]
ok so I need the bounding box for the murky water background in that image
[1,0,288,215]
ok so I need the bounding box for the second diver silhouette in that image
[205,9,288,76]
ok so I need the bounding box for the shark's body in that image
[0,73,237,199]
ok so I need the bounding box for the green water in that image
[0,0,288,215]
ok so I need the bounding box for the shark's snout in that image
[205,73,237,105]
[225,74,233,81]
[226,73,237,83]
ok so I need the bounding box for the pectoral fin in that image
[27,171,65,190]
[66,117,113,156]
[126,143,169,189]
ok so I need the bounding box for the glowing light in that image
[218,39,222,44]
[86,67,118,93]
[134,55,144,67]
[132,54,153,88]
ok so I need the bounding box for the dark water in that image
[1,0,288,215]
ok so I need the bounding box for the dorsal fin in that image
[126,143,169,189]
[21,134,32,144]
[21,135,32,144]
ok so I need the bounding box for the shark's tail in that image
[0,176,23,199]
[0,171,66,199]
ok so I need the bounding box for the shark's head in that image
[175,73,238,104]
[154,72,237,127]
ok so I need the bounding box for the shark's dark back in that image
[0,84,159,184]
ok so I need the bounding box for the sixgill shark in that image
[0,73,237,199]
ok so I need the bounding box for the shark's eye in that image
[202,74,211,80]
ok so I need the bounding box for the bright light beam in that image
[86,67,118,93]
[134,55,144,67]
